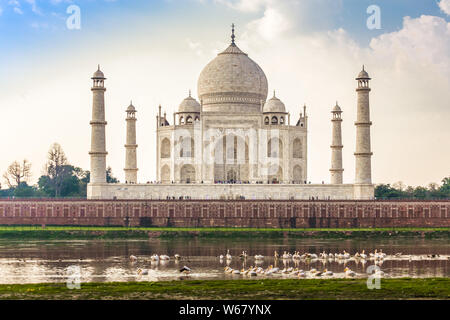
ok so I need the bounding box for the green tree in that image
[439,177,450,198]
[106,167,119,183]
[413,186,428,199]
[375,184,406,199]
[13,182,45,198]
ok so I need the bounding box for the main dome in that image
[197,42,268,113]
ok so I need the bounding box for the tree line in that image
[0,143,118,199]
[375,179,449,200]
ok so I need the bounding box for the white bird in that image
[174,254,181,260]
[150,254,159,261]
[137,268,149,275]
[239,251,248,259]
[274,251,279,260]
[180,266,191,274]
[129,255,137,262]
[224,266,233,274]
[342,250,350,259]
[360,250,367,259]
[254,254,264,260]
[323,269,333,276]
[344,267,356,277]
[160,255,170,261]
[226,250,232,260]
[266,266,280,274]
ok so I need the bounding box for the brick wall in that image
[0,199,448,228]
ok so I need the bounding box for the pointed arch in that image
[161,138,171,158]
[293,138,303,158]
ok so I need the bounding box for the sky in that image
[0,0,449,188]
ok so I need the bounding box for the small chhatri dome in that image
[356,65,370,79]
[92,65,105,79]
[179,91,201,113]
[127,101,136,112]
[332,102,342,112]
[263,91,286,113]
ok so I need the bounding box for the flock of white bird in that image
[217,249,392,278]
[129,249,446,279]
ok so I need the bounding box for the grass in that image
[0,226,449,240]
[0,278,449,300]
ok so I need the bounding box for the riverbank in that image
[0,278,449,300]
[0,226,449,240]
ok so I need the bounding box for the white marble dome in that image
[263,93,286,113]
[179,93,200,113]
[197,43,268,113]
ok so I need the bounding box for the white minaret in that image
[330,102,344,184]
[124,102,138,183]
[354,66,373,198]
[89,66,108,184]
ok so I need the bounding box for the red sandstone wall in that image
[0,199,448,228]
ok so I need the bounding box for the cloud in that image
[439,0,450,15]
[13,6,23,14]
[220,3,450,186]
[25,0,42,15]
[214,0,265,12]
[186,38,204,56]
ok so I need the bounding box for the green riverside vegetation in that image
[0,278,449,300]
[0,226,449,240]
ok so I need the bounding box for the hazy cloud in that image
[439,0,450,15]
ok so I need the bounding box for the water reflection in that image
[0,238,448,284]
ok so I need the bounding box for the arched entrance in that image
[293,165,302,184]
[180,164,195,183]
[268,165,283,183]
[213,134,249,182]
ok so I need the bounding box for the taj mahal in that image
[87,26,375,200]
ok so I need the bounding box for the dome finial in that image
[189,89,191,97]
[273,90,276,98]
[231,23,235,45]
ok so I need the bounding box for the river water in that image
[0,238,449,284]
